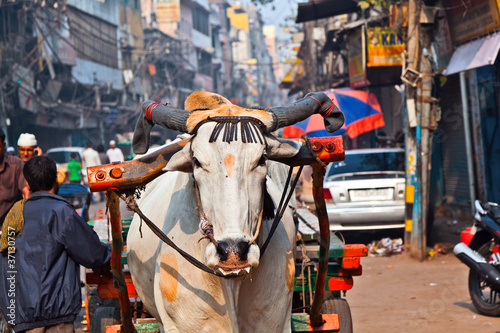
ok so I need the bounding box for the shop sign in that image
[280,59,304,89]
[347,26,367,88]
[367,27,405,67]
[155,0,180,23]
[445,0,500,45]
[432,10,454,71]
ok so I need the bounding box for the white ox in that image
[127,91,343,332]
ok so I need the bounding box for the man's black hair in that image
[70,152,77,159]
[0,128,5,143]
[23,156,57,192]
[86,140,93,148]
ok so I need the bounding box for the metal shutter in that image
[437,74,471,207]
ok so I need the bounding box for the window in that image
[198,51,212,76]
[67,7,119,68]
[327,150,405,178]
[192,7,209,36]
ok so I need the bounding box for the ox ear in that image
[164,141,194,173]
[265,133,301,159]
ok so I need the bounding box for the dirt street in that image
[85,202,500,332]
[346,253,499,333]
[342,212,500,333]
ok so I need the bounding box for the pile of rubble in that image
[367,238,404,257]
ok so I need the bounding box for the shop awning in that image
[296,0,359,23]
[444,34,500,76]
[280,59,304,89]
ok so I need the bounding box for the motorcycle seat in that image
[489,205,500,221]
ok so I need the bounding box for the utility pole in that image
[403,0,435,261]
[305,21,317,91]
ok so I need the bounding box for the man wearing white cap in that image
[17,133,42,162]
[106,140,124,163]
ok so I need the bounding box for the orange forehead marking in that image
[224,154,235,177]
[186,105,272,133]
[159,253,178,303]
[285,250,295,292]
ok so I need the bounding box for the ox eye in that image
[258,155,267,166]
[193,157,202,168]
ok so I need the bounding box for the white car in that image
[46,147,85,179]
[323,148,406,231]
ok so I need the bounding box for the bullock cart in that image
[85,136,366,333]
[84,92,367,332]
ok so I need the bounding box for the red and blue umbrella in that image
[282,88,385,138]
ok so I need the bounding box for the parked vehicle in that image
[323,148,405,231]
[46,146,85,170]
[454,200,500,317]
[47,147,86,184]
[117,141,134,161]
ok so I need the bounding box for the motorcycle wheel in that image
[468,241,500,317]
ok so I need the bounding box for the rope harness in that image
[116,163,301,278]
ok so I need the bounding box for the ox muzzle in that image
[206,238,260,276]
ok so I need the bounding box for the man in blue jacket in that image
[0,156,111,333]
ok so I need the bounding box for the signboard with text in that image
[155,0,180,23]
[431,10,454,71]
[347,26,367,88]
[445,0,500,45]
[367,27,405,67]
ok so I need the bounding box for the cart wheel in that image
[86,285,121,332]
[322,298,352,333]
[92,307,115,333]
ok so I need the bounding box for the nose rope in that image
[248,208,264,245]
[193,176,264,249]
[115,191,230,278]
[193,179,220,249]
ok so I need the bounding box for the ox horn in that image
[266,92,344,133]
[133,101,189,154]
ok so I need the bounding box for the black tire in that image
[468,242,500,317]
[321,298,353,333]
[87,285,121,333]
[92,307,115,333]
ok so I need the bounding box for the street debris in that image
[426,242,454,257]
[367,238,404,257]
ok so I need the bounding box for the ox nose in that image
[216,240,250,262]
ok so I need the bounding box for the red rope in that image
[306,96,335,118]
[145,102,160,121]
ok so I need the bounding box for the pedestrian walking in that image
[0,129,29,227]
[106,140,124,163]
[17,133,42,162]
[67,152,82,184]
[96,144,110,165]
[0,155,111,333]
[0,129,29,333]
[81,141,101,186]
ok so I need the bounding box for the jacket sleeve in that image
[59,209,112,268]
